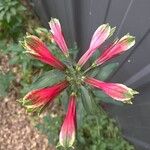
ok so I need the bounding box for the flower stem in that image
[83,63,97,75]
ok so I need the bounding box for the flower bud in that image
[77,24,111,68]
[59,94,76,148]
[49,18,69,57]
[85,77,138,103]
[95,34,135,65]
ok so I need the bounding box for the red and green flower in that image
[20,18,138,148]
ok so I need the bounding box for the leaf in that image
[77,96,86,128]
[88,67,100,77]
[43,115,51,126]
[10,7,16,15]
[30,59,44,68]
[0,11,5,20]
[90,49,101,64]
[4,6,9,12]
[60,90,69,112]
[10,1,18,6]
[26,69,65,93]
[9,56,19,64]
[0,72,14,97]
[17,5,26,11]
[6,12,11,23]
[0,41,7,50]
[0,6,4,11]
[93,90,123,106]
[97,62,119,81]
[69,43,79,60]
[80,86,98,114]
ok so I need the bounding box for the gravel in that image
[0,52,56,150]
[0,98,55,150]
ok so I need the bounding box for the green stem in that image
[96,116,101,138]
[82,63,97,75]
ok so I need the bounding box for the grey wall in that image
[30,0,150,149]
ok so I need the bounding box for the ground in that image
[0,54,55,150]
[0,97,55,150]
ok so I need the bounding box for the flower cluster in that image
[20,18,138,148]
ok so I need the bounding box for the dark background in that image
[29,0,150,149]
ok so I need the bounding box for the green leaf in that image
[88,67,100,77]
[0,41,7,50]
[6,12,11,23]
[9,56,19,64]
[30,59,44,68]
[90,49,101,64]
[97,62,119,81]
[4,6,9,12]
[0,6,4,11]
[11,1,18,6]
[17,5,26,12]
[69,43,79,60]
[0,11,5,20]
[80,86,98,114]
[77,96,86,128]
[43,115,51,125]
[10,7,16,15]
[0,72,14,97]
[27,69,65,92]
[60,90,69,112]
[93,90,123,106]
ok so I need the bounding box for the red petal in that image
[23,35,66,70]
[49,18,69,56]
[59,93,76,148]
[84,77,138,102]
[77,24,111,68]
[24,80,69,108]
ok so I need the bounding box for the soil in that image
[0,95,56,150]
[0,54,55,150]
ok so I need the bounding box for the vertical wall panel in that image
[110,0,150,84]
[73,0,109,54]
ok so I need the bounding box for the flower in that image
[22,80,69,112]
[49,18,69,57]
[95,34,135,65]
[77,24,111,68]
[59,93,76,148]
[21,35,66,70]
[84,77,138,103]
[21,18,138,148]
